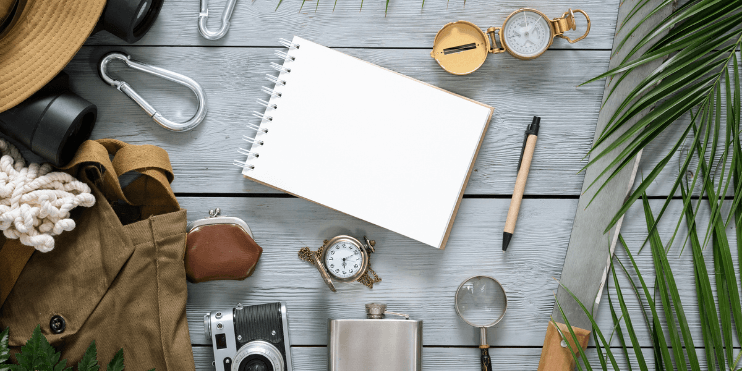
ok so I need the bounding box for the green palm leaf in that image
[585,6,742,234]
[562,1,742,369]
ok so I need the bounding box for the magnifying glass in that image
[455,275,508,371]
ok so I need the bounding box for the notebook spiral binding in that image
[234,38,301,171]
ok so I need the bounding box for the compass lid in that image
[431,20,489,75]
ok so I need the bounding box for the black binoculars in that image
[0,0,164,166]
[95,0,164,44]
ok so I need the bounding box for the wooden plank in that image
[180,196,739,347]
[192,345,723,370]
[85,0,618,50]
[61,46,721,198]
[65,46,607,195]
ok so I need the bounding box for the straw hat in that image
[0,0,106,112]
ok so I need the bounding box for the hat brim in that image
[0,0,106,112]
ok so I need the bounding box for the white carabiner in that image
[98,52,207,132]
[198,0,238,40]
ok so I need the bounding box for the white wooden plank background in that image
[64,46,723,197]
[180,197,740,348]
[191,347,715,370]
[85,0,617,49]
[34,0,739,369]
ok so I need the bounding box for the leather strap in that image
[0,139,179,308]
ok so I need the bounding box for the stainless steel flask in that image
[328,303,423,371]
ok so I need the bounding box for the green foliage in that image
[78,342,99,371]
[105,350,124,371]
[560,1,742,367]
[0,327,141,371]
[14,326,69,371]
[582,0,742,240]
[0,328,9,365]
[555,190,742,369]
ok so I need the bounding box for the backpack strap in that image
[62,139,180,217]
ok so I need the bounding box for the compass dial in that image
[503,10,551,59]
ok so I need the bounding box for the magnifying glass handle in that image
[479,327,493,371]
[481,347,493,371]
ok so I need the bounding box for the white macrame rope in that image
[0,139,95,252]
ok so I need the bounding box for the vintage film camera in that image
[205,302,293,371]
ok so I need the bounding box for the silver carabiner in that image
[98,52,207,132]
[198,0,238,40]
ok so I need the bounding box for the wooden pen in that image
[503,116,540,251]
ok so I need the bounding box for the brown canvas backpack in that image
[0,139,195,370]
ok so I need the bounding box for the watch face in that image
[503,10,551,59]
[325,240,364,279]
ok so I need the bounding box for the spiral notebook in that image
[237,36,493,249]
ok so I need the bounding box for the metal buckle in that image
[556,9,591,44]
[188,208,254,238]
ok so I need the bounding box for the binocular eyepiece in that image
[0,73,96,167]
[95,0,164,44]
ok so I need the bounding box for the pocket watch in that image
[431,8,590,75]
[298,235,380,292]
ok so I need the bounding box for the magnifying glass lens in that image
[455,276,507,327]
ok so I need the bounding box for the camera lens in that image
[234,341,284,371]
[239,355,273,371]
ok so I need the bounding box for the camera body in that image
[205,302,293,371]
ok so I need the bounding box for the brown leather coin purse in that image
[185,208,263,283]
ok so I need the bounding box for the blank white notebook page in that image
[242,36,493,248]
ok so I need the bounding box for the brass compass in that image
[432,8,590,75]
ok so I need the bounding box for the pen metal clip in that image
[518,116,540,172]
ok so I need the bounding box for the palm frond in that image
[570,1,742,369]
[584,2,742,234]
[557,197,741,370]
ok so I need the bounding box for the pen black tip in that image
[502,232,513,251]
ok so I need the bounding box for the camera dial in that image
[234,340,284,371]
